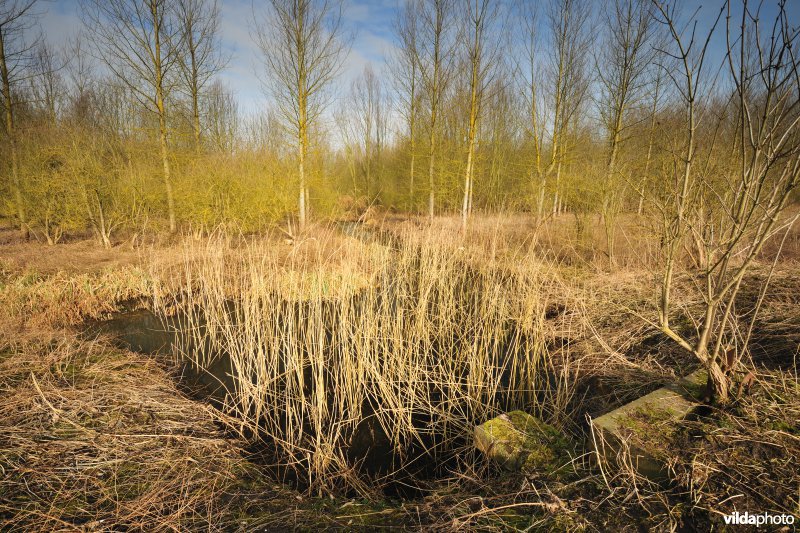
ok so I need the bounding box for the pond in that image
[85,226,556,494]
[85,304,485,496]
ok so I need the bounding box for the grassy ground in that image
[0,216,798,531]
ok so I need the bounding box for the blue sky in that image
[40,0,400,115]
[35,0,800,119]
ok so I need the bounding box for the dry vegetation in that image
[2,0,800,529]
[154,225,563,494]
[1,214,797,530]
[0,336,248,530]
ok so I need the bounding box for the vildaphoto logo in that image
[723,511,795,527]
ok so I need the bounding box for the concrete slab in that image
[590,369,708,481]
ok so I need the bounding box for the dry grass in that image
[0,213,797,530]
[574,366,800,531]
[0,267,152,331]
[399,366,798,531]
[0,227,144,274]
[0,335,251,531]
[424,212,662,270]
[673,369,800,517]
[149,218,799,496]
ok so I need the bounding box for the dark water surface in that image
[85,307,453,492]
[85,308,236,404]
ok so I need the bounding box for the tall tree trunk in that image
[639,90,659,216]
[408,65,417,213]
[189,33,201,150]
[0,31,27,238]
[604,127,621,265]
[428,128,435,219]
[552,159,562,216]
[461,37,479,228]
[364,126,371,198]
[427,3,443,221]
[153,3,176,234]
[158,110,176,233]
[536,174,546,223]
[298,119,308,231]
[409,140,415,212]
[461,147,475,229]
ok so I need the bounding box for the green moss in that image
[475,411,571,474]
[679,369,709,400]
[617,405,680,458]
[768,420,798,434]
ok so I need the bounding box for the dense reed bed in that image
[152,227,569,492]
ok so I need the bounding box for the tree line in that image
[1,0,799,255]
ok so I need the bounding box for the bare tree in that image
[515,0,545,222]
[337,64,388,199]
[64,33,98,125]
[517,0,591,224]
[459,0,501,229]
[635,66,663,215]
[176,0,226,149]
[94,78,139,142]
[416,0,455,219]
[29,40,64,124]
[483,72,519,209]
[0,0,40,238]
[253,0,350,231]
[334,102,359,197]
[391,0,422,211]
[596,0,656,264]
[546,0,592,217]
[651,0,800,403]
[205,79,238,153]
[83,0,182,233]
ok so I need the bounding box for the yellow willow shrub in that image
[173,150,297,231]
[15,129,88,244]
[152,226,559,491]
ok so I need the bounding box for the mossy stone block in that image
[591,368,707,481]
[474,411,569,472]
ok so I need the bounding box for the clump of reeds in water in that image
[153,226,562,493]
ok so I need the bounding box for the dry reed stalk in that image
[152,225,564,492]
